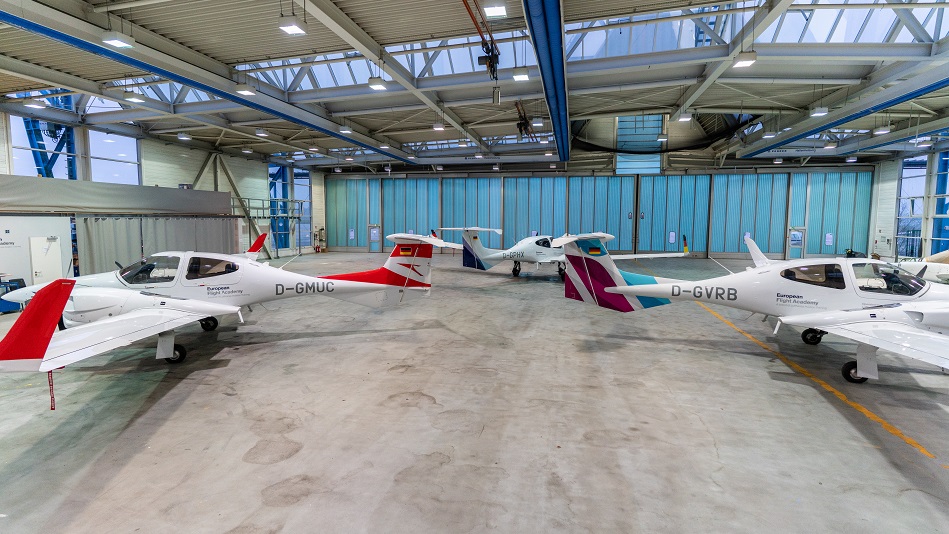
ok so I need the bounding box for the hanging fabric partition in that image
[76,216,143,274]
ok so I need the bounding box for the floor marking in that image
[694,301,940,462]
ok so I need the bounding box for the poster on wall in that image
[0,228,22,250]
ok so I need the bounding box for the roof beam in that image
[837,114,949,155]
[296,0,489,152]
[522,0,570,161]
[0,0,415,162]
[883,0,933,43]
[671,0,797,120]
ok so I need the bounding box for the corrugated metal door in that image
[325,178,367,249]
[709,173,789,255]
[502,176,567,247]
[381,178,440,250]
[638,174,711,253]
[804,171,872,255]
[568,176,636,251]
[441,177,502,248]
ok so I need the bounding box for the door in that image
[787,228,806,259]
[29,236,63,285]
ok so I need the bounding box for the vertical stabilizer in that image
[321,234,434,307]
[460,229,500,271]
[563,234,672,312]
[744,236,771,267]
[0,279,75,372]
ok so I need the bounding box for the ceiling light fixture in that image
[512,67,529,81]
[235,83,256,96]
[101,30,135,48]
[773,158,783,164]
[873,125,892,135]
[23,98,46,109]
[539,138,548,144]
[656,133,669,142]
[549,164,556,169]
[433,122,445,131]
[435,165,444,171]
[846,156,858,163]
[531,117,544,127]
[177,132,192,141]
[345,156,354,161]
[916,138,933,148]
[339,125,352,134]
[241,147,253,154]
[492,164,500,170]
[458,141,468,148]
[334,167,342,173]
[278,14,307,35]
[474,152,484,159]
[368,76,386,90]
[308,146,320,152]
[544,151,553,156]
[678,112,693,122]
[408,155,416,159]
[810,106,829,117]
[484,4,507,18]
[823,140,837,149]
[379,143,389,149]
[123,91,144,103]
[762,131,776,139]
[255,128,269,137]
[384,164,392,172]
[732,51,757,68]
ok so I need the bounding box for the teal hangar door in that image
[638,174,710,254]
[567,176,636,252]
[325,178,368,251]
[709,173,789,257]
[502,176,567,247]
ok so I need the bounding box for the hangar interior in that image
[0,0,948,531]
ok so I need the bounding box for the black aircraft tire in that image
[512,262,521,277]
[165,344,187,364]
[200,317,219,332]
[841,360,868,383]
[801,328,823,345]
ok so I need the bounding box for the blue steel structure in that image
[934,151,949,254]
[21,93,77,179]
[268,166,290,249]
[522,0,569,161]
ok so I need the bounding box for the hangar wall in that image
[0,215,73,282]
[324,171,875,258]
[139,139,269,200]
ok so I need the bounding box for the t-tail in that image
[439,227,502,270]
[319,234,435,308]
[0,279,74,372]
[562,234,678,312]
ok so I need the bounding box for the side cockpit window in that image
[535,238,551,248]
[120,255,180,284]
[780,264,846,290]
[852,262,925,296]
[186,257,240,280]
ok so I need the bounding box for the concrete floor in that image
[1,251,948,533]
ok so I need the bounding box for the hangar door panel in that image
[441,178,502,249]
[709,173,789,255]
[638,175,710,253]
[325,178,368,249]
[803,171,872,256]
[502,177,566,248]
[382,178,440,250]
[568,176,636,252]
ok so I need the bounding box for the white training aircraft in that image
[2,233,438,364]
[561,233,949,384]
[898,249,949,284]
[439,227,686,279]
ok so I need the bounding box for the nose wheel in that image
[199,317,218,331]
[512,262,521,277]
[801,328,825,345]
[164,344,187,364]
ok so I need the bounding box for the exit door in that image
[786,228,805,260]
[29,236,63,285]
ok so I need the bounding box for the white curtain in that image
[142,217,237,255]
[76,216,143,274]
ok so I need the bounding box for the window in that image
[896,156,926,258]
[932,151,949,255]
[851,262,925,296]
[9,114,77,179]
[185,257,239,279]
[780,264,846,290]
[89,130,140,185]
[120,255,181,284]
[535,238,551,247]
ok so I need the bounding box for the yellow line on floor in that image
[694,301,939,462]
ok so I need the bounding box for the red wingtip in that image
[247,233,268,253]
[0,279,75,362]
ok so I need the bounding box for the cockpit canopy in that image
[535,238,551,248]
[120,255,180,285]
[779,261,926,296]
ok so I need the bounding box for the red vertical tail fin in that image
[0,279,74,371]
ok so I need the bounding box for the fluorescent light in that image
[544,151,553,156]
[241,147,253,154]
[278,14,307,35]
[549,164,556,169]
[334,167,342,173]
[512,67,529,81]
[474,152,484,159]
[23,98,46,109]
[123,91,144,103]
[531,116,543,127]
[846,156,858,163]
[339,125,352,134]
[678,112,693,122]
[762,131,776,139]
[408,155,416,159]
[916,138,933,148]
[235,83,256,96]
[823,140,837,149]
[433,122,445,131]
[484,4,506,17]
[873,125,891,135]
[492,164,500,170]
[345,156,354,161]
[379,144,389,149]
[539,138,548,144]
[255,128,269,137]
[656,133,669,142]
[732,50,757,68]
[810,106,828,117]
[368,76,386,91]
[435,165,444,171]
[458,141,468,147]
[773,158,783,164]
[308,147,320,152]
[102,30,135,48]
[177,132,192,141]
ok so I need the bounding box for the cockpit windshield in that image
[851,262,926,296]
[535,238,551,248]
[120,255,181,285]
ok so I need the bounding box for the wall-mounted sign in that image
[789,231,803,247]
[369,227,380,242]
[825,233,834,246]
[348,228,355,241]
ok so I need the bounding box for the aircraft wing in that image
[387,233,461,249]
[40,303,240,372]
[612,252,686,260]
[778,308,949,371]
[550,233,615,248]
[438,227,503,234]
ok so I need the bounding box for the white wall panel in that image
[0,215,73,281]
[0,113,10,175]
[870,160,899,258]
[139,140,268,201]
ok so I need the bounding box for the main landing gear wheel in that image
[801,328,824,345]
[558,263,566,281]
[200,316,218,331]
[512,261,521,277]
[841,361,868,383]
[165,344,187,364]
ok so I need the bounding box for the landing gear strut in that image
[801,328,825,345]
[512,261,521,277]
[557,262,566,281]
[165,344,187,364]
[200,316,218,331]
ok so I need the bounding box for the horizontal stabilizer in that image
[0,279,75,372]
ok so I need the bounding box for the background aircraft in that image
[3,233,439,363]
[898,249,949,284]
[561,233,949,384]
